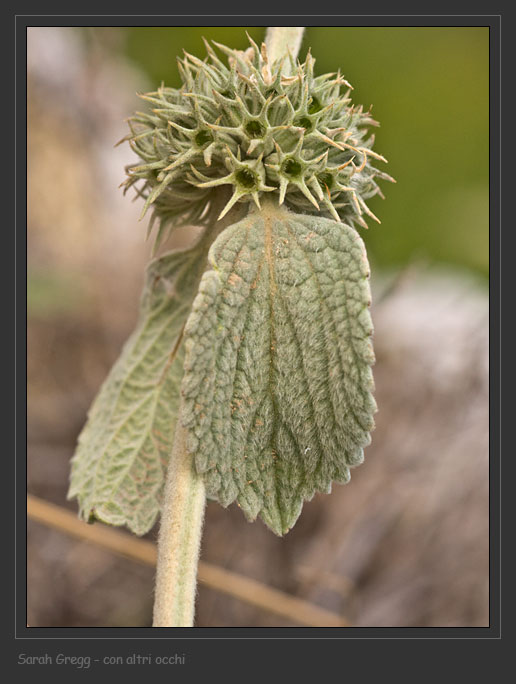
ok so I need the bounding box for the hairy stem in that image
[153,418,205,627]
[152,26,305,626]
[265,26,305,70]
[152,189,246,627]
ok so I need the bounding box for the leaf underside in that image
[182,204,376,535]
[68,241,208,535]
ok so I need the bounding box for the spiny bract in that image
[121,36,394,248]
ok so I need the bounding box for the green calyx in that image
[121,35,395,248]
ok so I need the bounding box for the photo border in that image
[13,9,503,668]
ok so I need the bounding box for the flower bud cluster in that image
[121,36,394,246]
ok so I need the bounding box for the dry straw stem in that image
[27,494,349,627]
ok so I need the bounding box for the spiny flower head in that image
[120,36,395,248]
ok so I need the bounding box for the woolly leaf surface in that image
[68,242,208,535]
[182,204,376,535]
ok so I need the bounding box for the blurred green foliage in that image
[102,26,489,280]
[27,271,87,316]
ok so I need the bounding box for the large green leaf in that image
[68,241,209,535]
[181,204,376,535]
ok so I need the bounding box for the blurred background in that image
[27,26,489,627]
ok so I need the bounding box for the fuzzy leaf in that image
[181,204,376,535]
[68,242,209,535]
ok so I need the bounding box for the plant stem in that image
[151,26,305,626]
[152,190,246,628]
[265,26,305,70]
[152,418,205,627]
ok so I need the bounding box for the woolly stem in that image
[153,419,205,627]
[151,26,305,626]
[152,189,246,627]
[265,26,305,71]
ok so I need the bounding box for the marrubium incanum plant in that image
[68,27,394,627]
[122,34,393,248]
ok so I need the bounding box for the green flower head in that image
[121,35,395,248]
